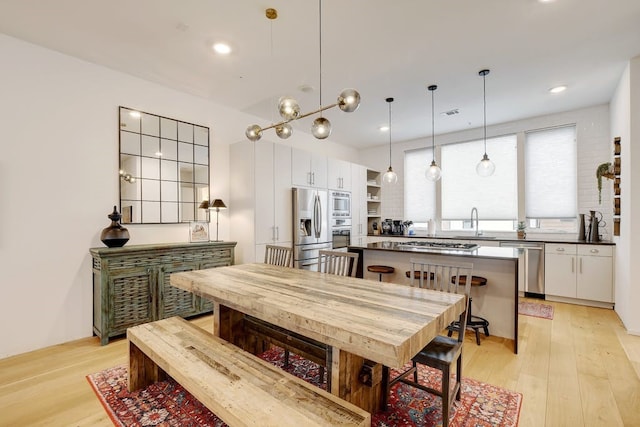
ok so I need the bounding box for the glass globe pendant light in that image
[425,84,442,182]
[311,0,331,139]
[476,69,495,176]
[382,97,398,185]
[244,4,360,142]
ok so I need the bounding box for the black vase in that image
[101,206,130,248]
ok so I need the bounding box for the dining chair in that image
[382,258,473,427]
[264,244,293,267]
[318,250,359,277]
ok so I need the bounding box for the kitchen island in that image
[349,241,520,353]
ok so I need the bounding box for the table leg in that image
[330,347,384,413]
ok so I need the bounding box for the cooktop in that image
[397,241,479,251]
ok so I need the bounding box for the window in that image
[440,135,517,231]
[525,125,577,231]
[404,147,436,229]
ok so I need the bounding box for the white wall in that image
[0,33,359,358]
[610,56,640,335]
[0,35,229,357]
[358,104,612,238]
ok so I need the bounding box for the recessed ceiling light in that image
[298,84,315,93]
[212,43,232,55]
[441,108,460,116]
[549,85,567,93]
[538,0,556,3]
[379,125,389,132]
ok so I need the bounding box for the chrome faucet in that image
[471,207,482,236]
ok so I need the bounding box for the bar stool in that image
[448,275,490,345]
[367,265,395,281]
[405,270,435,280]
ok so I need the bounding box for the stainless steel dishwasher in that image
[499,241,545,298]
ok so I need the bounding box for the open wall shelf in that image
[613,137,621,236]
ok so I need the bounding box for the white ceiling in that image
[2,0,639,149]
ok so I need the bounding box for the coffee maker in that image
[381,219,393,235]
[391,220,404,235]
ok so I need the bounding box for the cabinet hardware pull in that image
[580,257,583,274]
[590,249,598,254]
[276,226,279,241]
[557,248,565,252]
[571,257,575,273]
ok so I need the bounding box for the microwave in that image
[330,191,351,218]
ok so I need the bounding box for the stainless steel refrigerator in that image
[292,187,331,270]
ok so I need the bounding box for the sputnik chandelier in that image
[245,2,360,142]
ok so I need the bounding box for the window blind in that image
[404,147,436,222]
[441,135,517,220]
[525,125,577,219]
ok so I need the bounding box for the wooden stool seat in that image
[405,270,435,280]
[453,275,488,287]
[449,275,490,345]
[368,265,395,281]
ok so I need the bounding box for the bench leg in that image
[128,341,167,392]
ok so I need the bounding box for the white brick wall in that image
[358,104,613,238]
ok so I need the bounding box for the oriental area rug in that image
[88,347,521,427]
[518,301,554,320]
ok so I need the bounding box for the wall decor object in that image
[119,106,210,224]
[100,206,130,247]
[189,221,209,242]
[596,161,614,204]
[613,137,621,236]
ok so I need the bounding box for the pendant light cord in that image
[388,99,392,167]
[318,0,323,115]
[431,88,435,161]
[483,71,487,155]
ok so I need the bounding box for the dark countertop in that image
[366,234,615,246]
[351,241,520,261]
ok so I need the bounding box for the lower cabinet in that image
[91,241,236,344]
[545,243,614,306]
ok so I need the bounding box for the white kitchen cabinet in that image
[230,141,292,264]
[545,243,614,305]
[327,158,352,191]
[576,245,613,302]
[255,142,292,246]
[291,148,327,188]
[351,164,367,246]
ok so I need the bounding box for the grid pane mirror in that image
[119,106,210,224]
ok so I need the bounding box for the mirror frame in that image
[118,106,210,224]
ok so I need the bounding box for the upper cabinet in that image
[327,158,352,191]
[291,148,327,188]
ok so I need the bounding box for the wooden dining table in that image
[170,262,466,413]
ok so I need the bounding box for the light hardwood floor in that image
[1,299,639,427]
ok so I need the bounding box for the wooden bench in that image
[127,316,371,427]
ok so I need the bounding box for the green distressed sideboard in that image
[90,241,236,345]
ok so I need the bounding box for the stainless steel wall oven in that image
[330,191,351,250]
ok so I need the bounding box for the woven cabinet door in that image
[108,267,155,335]
[157,263,200,319]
